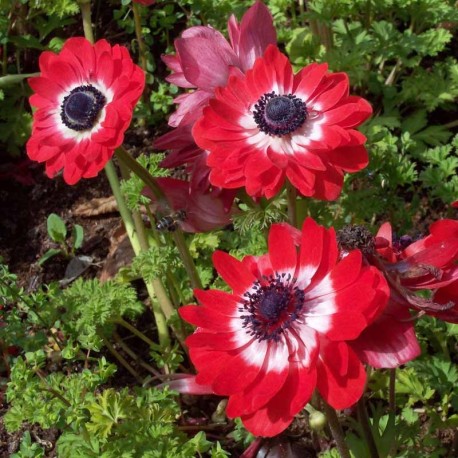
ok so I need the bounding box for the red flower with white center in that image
[156,1,276,193]
[143,177,234,233]
[177,218,388,436]
[193,45,372,200]
[27,37,145,185]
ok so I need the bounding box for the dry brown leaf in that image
[99,224,135,282]
[73,196,118,217]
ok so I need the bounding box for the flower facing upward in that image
[178,218,388,436]
[27,37,145,184]
[193,45,372,200]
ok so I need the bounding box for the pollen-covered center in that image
[253,92,307,137]
[240,273,305,342]
[60,85,106,131]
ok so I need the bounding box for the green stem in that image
[117,160,171,348]
[113,332,161,377]
[389,368,396,414]
[78,0,95,44]
[114,317,155,347]
[286,181,298,227]
[105,160,142,255]
[36,370,71,407]
[117,146,203,293]
[357,396,380,458]
[132,2,148,73]
[444,119,458,129]
[322,401,351,458]
[101,334,143,383]
[173,230,203,290]
[115,146,165,200]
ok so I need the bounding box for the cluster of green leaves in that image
[284,0,458,230]
[349,315,458,458]
[55,278,145,351]
[6,354,228,457]
[38,213,84,265]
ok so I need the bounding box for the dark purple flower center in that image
[60,85,106,131]
[253,92,307,137]
[240,273,305,342]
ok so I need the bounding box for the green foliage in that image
[10,432,45,458]
[120,153,169,212]
[131,245,181,283]
[28,0,79,17]
[5,356,116,432]
[38,213,85,265]
[56,279,145,350]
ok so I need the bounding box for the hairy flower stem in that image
[389,368,396,414]
[101,334,143,383]
[286,181,298,227]
[77,9,169,350]
[357,396,380,458]
[78,1,170,348]
[78,0,95,44]
[322,401,351,458]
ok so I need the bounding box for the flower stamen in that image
[60,85,106,131]
[253,92,307,137]
[239,273,305,342]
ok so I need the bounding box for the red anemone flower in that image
[375,219,458,324]
[193,45,372,200]
[143,177,234,233]
[155,1,276,193]
[27,37,145,184]
[177,218,388,436]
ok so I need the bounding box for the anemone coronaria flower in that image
[156,1,276,194]
[162,0,276,128]
[375,219,458,323]
[27,37,144,184]
[193,45,372,200]
[174,218,388,436]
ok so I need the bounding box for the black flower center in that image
[60,85,106,131]
[253,92,307,137]
[240,273,305,342]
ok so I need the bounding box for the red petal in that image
[268,224,297,275]
[212,251,257,295]
[317,340,366,409]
